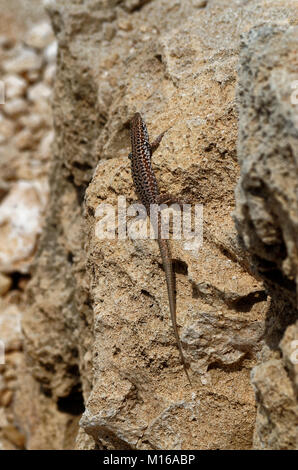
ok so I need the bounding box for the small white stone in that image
[39,130,54,160]
[19,113,44,131]
[3,48,42,74]
[0,303,22,351]
[25,22,54,49]
[0,180,48,273]
[3,75,27,99]
[14,129,33,150]
[0,273,12,295]
[3,98,27,117]
[28,83,52,103]
[43,63,56,84]
[44,41,57,63]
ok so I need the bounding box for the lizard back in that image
[129,112,159,209]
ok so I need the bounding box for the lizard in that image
[128,112,192,385]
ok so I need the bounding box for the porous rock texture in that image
[2,0,297,450]
[234,23,298,449]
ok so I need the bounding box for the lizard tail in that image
[158,237,192,386]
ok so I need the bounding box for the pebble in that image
[0,303,22,352]
[14,129,33,150]
[38,130,54,160]
[0,390,13,407]
[0,36,14,50]
[3,47,42,74]
[2,425,25,448]
[25,22,54,49]
[43,63,56,85]
[3,75,27,99]
[44,41,57,63]
[0,181,47,273]
[28,82,52,103]
[0,273,12,296]
[19,113,44,131]
[3,98,27,117]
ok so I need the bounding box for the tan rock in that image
[3,98,27,117]
[3,47,42,74]
[43,63,56,85]
[0,273,12,296]
[0,390,13,407]
[0,302,22,352]
[0,180,48,273]
[3,75,27,99]
[14,129,33,150]
[44,41,57,63]
[2,424,25,448]
[38,130,54,160]
[28,83,52,103]
[25,22,54,49]
[19,113,44,131]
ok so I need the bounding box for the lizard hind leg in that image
[157,193,193,208]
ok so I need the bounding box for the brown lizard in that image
[128,112,191,385]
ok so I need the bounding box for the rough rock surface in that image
[1,0,297,450]
[234,23,298,449]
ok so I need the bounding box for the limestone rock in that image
[25,22,54,49]
[0,301,22,352]
[3,98,27,117]
[3,75,27,99]
[0,180,48,273]
[28,83,52,103]
[234,23,298,449]
[0,274,12,296]
[3,47,42,74]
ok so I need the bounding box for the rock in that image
[251,358,298,449]
[234,23,298,449]
[0,274,12,296]
[19,113,44,131]
[14,129,33,150]
[0,181,48,273]
[25,22,54,49]
[0,390,13,407]
[2,98,27,117]
[3,47,42,74]
[38,130,54,160]
[0,114,15,144]
[0,302,22,352]
[26,70,40,83]
[3,75,27,99]
[28,83,52,103]
[0,36,14,50]
[0,407,8,428]
[43,64,56,85]
[44,41,57,63]
[2,425,25,448]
